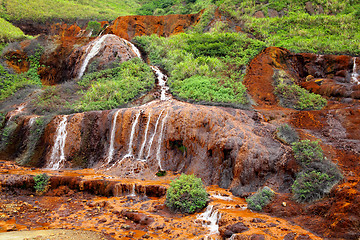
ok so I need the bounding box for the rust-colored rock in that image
[104,12,202,40]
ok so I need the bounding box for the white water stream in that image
[77,34,110,79]
[106,109,121,165]
[47,116,68,169]
[138,110,152,160]
[146,110,165,160]
[129,183,136,197]
[351,57,359,85]
[156,111,169,170]
[197,205,221,237]
[151,66,170,101]
[123,39,142,59]
[122,110,142,159]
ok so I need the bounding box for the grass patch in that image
[74,58,154,111]
[276,124,299,145]
[33,173,50,194]
[134,31,265,106]
[165,174,208,214]
[0,17,28,42]
[1,0,141,22]
[246,186,275,211]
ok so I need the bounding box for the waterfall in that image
[77,34,110,79]
[28,117,37,128]
[106,109,121,165]
[123,39,142,59]
[151,66,170,101]
[146,110,165,160]
[156,111,169,171]
[122,110,142,159]
[351,57,359,85]
[47,116,68,170]
[138,110,152,160]
[197,205,221,236]
[129,183,136,197]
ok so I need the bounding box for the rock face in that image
[0,100,292,194]
[104,12,202,40]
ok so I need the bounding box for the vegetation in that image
[0,0,141,22]
[75,58,154,111]
[291,140,342,202]
[246,186,275,211]
[135,31,265,106]
[276,124,299,145]
[0,17,28,42]
[274,70,327,110]
[33,173,50,194]
[86,21,101,37]
[165,174,208,214]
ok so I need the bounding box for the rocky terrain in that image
[1,3,360,240]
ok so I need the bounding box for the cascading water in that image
[129,183,136,197]
[151,66,170,101]
[28,117,38,128]
[123,39,142,59]
[77,34,110,79]
[156,111,169,171]
[146,110,165,160]
[197,205,221,238]
[351,57,359,85]
[138,110,152,160]
[47,116,68,170]
[106,109,121,165]
[122,110,142,159]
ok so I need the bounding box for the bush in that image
[165,174,208,214]
[86,21,101,36]
[276,124,299,145]
[291,139,343,202]
[33,173,50,194]
[246,186,275,211]
[292,168,341,203]
[292,140,324,167]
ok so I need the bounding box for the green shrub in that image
[292,169,341,202]
[246,186,275,211]
[86,21,101,36]
[276,124,299,145]
[165,174,208,214]
[291,139,343,202]
[33,173,50,194]
[292,140,324,167]
[74,58,154,111]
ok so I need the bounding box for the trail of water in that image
[123,39,142,59]
[129,184,136,197]
[122,110,142,159]
[47,116,68,170]
[138,110,152,160]
[351,57,359,85]
[28,117,38,128]
[197,205,221,237]
[106,109,121,165]
[77,34,110,79]
[156,111,169,171]
[151,66,170,101]
[146,110,165,160]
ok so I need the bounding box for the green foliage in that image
[0,120,17,151]
[165,174,208,214]
[276,124,299,145]
[172,75,248,104]
[0,0,141,22]
[246,186,275,211]
[74,58,154,111]
[292,140,324,167]
[135,31,264,106]
[33,173,50,194]
[0,17,28,42]
[0,44,42,101]
[291,140,342,202]
[135,0,212,15]
[156,170,167,177]
[86,21,101,36]
[274,71,327,110]
[292,168,341,203]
